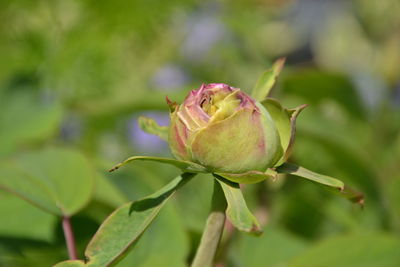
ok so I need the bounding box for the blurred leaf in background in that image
[0,0,399,266]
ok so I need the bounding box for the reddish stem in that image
[62,216,78,260]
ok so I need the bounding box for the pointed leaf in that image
[261,98,307,166]
[118,200,190,266]
[215,169,277,184]
[251,58,285,101]
[109,156,207,173]
[0,147,95,216]
[138,116,168,141]
[276,163,344,189]
[215,176,262,235]
[79,173,195,267]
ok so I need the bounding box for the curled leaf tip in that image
[337,185,364,207]
[358,198,365,209]
[251,224,263,236]
[288,104,308,116]
[108,165,121,172]
[350,194,365,208]
[282,103,308,161]
[297,103,309,110]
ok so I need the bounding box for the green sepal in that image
[251,58,286,101]
[285,104,308,161]
[261,98,307,166]
[215,169,277,184]
[138,116,168,141]
[109,156,207,173]
[272,163,364,206]
[276,163,344,189]
[215,176,262,235]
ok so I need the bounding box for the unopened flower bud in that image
[168,83,283,173]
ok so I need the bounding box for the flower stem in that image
[62,216,78,260]
[191,180,227,267]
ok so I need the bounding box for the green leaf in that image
[215,169,277,184]
[80,173,195,267]
[109,156,207,173]
[261,98,307,166]
[117,203,189,267]
[215,176,261,235]
[103,163,191,267]
[0,191,56,242]
[0,92,63,156]
[54,202,190,267]
[276,163,344,190]
[289,232,400,267]
[138,116,168,141]
[0,147,95,216]
[251,58,286,101]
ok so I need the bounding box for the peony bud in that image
[168,83,283,173]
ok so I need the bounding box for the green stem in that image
[191,179,227,267]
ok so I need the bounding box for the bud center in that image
[200,90,241,121]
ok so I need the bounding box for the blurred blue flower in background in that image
[182,4,227,61]
[60,114,83,142]
[151,64,189,91]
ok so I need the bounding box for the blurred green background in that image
[1,0,400,266]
